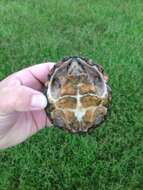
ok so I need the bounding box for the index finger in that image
[17,62,55,84]
[1,62,55,91]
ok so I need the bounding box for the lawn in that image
[0,0,143,189]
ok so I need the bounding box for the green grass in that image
[0,0,143,189]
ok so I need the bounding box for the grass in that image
[0,0,143,189]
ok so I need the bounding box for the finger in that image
[0,76,21,88]
[0,85,48,114]
[14,62,55,89]
[1,62,55,91]
[27,62,55,83]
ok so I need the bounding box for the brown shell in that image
[44,56,112,133]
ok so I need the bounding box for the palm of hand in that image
[0,63,54,149]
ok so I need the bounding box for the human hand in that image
[0,62,55,149]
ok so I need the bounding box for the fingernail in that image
[31,94,47,109]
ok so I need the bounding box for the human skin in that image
[0,62,55,149]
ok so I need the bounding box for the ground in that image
[0,0,143,189]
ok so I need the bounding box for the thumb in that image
[0,85,47,113]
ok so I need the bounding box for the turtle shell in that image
[44,56,112,133]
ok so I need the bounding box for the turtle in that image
[44,56,112,133]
